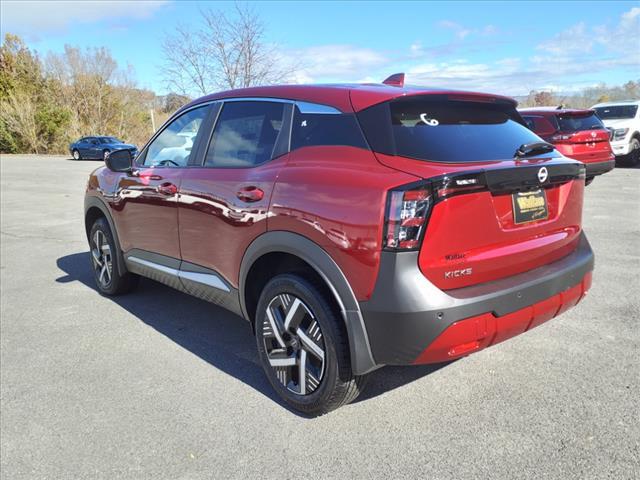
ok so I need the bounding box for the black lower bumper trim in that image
[360,233,594,365]
[585,160,615,177]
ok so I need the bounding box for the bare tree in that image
[161,24,213,96]
[161,3,294,96]
[46,45,119,135]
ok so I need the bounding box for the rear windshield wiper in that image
[514,142,555,158]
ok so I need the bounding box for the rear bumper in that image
[359,232,594,365]
[585,160,615,177]
[611,140,632,156]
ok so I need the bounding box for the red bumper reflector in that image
[413,271,593,365]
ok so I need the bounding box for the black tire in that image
[72,149,81,160]
[626,138,640,166]
[88,217,138,296]
[585,176,594,186]
[102,149,110,161]
[255,274,368,415]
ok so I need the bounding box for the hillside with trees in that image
[1,6,638,156]
[0,34,180,154]
[0,4,293,155]
[518,81,640,108]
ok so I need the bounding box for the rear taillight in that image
[384,183,433,250]
[550,133,575,143]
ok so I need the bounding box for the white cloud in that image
[537,22,593,54]
[437,20,499,41]
[622,6,640,21]
[438,20,472,40]
[287,8,640,96]
[1,0,168,39]
[482,25,498,36]
[538,7,640,56]
[283,45,388,83]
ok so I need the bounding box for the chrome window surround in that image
[221,97,342,115]
[136,97,343,168]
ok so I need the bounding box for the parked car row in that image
[519,107,614,184]
[84,74,604,414]
[519,99,640,183]
[592,100,640,165]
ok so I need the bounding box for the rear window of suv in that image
[594,105,638,120]
[357,97,543,162]
[557,113,604,132]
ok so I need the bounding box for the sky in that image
[2,1,639,97]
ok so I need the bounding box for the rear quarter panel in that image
[268,146,417,301]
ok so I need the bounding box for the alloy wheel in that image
[73,150,80,160]
[262,294,326,395]
[91,230,112,287]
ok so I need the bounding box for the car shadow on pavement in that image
[56,251,448,416]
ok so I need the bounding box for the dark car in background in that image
[70,136,138,161]
[519,107,614,184]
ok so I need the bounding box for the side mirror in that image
[105,149,133,172]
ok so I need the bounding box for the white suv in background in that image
[592,100,640,166]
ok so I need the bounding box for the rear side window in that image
[522,115,558,136]
[358,97,544,162]
[291,107,367,151]
[205,101,285,167]
[557,113,604,132]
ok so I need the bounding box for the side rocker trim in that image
[239,231,379,375]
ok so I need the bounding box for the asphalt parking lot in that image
[1,154,638,479]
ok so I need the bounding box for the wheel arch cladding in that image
[84,196,127,274]
[239,231,379,375]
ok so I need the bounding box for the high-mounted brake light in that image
[384,183,432,250]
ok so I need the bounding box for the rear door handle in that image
[236,186,264,202]
[157,182,178,195]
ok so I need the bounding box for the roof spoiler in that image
[382,73,405,87]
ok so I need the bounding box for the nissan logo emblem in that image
[538,167,548,183]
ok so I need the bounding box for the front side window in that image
[143,105,209,167]
[205,101,285,167]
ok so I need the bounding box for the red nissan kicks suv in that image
[85,76,594,415]
[519,107,615,184]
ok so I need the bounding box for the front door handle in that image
[157,182,178,195]
[236,186,264,202]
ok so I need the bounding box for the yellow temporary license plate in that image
[512,189,548,224]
